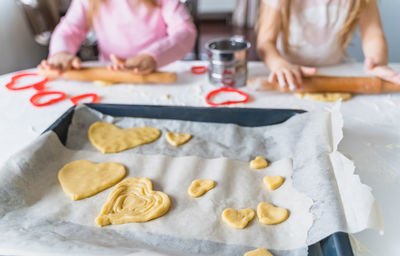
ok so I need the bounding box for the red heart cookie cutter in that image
[30,91,67,107]
[70,93,99,105]
[5,73,48,91]
[205,87,250,106]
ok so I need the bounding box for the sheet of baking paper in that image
[66,105,382,243]
[0,132,310,256]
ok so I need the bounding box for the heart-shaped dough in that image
[222,208,255,229]
[244,248,274,256]
[96,177,170,226]
[188,179,215,198]
[263,176,285,190]
[249,156,268,169]
[88,122,161,154]
[58,160,126,201]
[257,202,289,225]
[165,132,192,146]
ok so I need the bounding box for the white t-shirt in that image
[264,0,352,66]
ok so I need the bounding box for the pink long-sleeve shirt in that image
[49,0,197,67]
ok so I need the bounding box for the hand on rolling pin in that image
[268,58,318,91]
[38,52,81,74]
[109,54,156,75]
[364,58,400,85]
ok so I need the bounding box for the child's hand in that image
[110,54,156,74]
[38,52,81,73]
[364,58,400,84]
[268,59,317,91]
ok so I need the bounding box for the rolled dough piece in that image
[188,179,215,198]
[88,122,161,154]
[96,177,170,226]
[295,92,352,102]
[165,132,192,146]
[244,248,274,256]
[93,80,115,87]
[257,202,289,225]
[222,208,255,229]
[263,176,285,190]
[249,156,268,169]
[58,160,126,201]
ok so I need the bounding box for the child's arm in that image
[256,1,316,90]
[136,0,197,68]
[360,0,400,84]
[39,0,89,72]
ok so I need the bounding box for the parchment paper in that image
[0,104,382,256]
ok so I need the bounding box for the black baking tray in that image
[44,103,353,256]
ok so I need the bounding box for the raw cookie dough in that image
[295,92,352,102]
[93,80,115,87]
[257,202,289,225]
[96,177,170,226]
[249,156,268,169]
[165,132,192,146]
[58,160,126,201]
[263,176,285,190]
[222,208,255,229]
[188,179,215,198]
[244,248,274,256]
[88,122,161,153]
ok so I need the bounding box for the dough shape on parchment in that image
[295,92,352,102]
[188,179,215,198]
[244,248,274,256]
[88,122,161,154]
[263,176,285,190]
[96,177,170,227]
[58,160,126,201]
[257,202,289,225]
[221,208,255,229]
[165,132,192,146]
[249,156,269,169]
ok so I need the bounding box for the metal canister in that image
[206,37,251,88]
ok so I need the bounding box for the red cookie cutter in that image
[70,93,99,105]
[191,65,207,74]
[5,73,48,91]
[205,87,250,106]
[30,91,67,107]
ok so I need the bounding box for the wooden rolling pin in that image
[248,75,400,94]
[38,67,177,84]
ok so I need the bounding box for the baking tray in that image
[44,103,353,256]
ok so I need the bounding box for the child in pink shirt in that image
[39,0,197,74]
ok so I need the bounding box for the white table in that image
[0,61,399,255]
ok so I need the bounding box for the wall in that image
[0,0,48,75]
[198,0,235,14]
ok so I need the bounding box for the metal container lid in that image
[206,37,251,54]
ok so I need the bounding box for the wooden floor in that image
[197,20,261,61]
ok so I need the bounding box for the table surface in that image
[0,61,399,255]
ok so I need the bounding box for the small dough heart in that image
[249,156,268,169]
[263,176,285,190]
[188,179,215,198]
[58,160,126,201]
[257,202,289,225]
[222,208,255,229]
[244,248,274,256]
[88,122,161,153]
[165,132,192,146]
[96,177,170,226]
